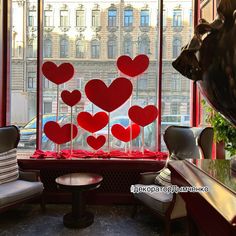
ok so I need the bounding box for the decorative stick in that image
[56,85,60,153]
[70,106,73,156]
[141,126,145,155]
[129,78,134,154]
[108,112,111,154]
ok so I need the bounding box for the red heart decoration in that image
[61,90,81,107]
[87,135,106,150]
[77,112,109,133]
[44,121,78,145]
[116,54,149,77]
[42,61,74,85]
[111,124,140,142]
[85,77,133,112]
[128,105,158,127]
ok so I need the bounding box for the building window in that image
[28,10,37,27]
[140,10,149,27]
[124,9,133,27]
[92,10,100,27]
[139,76,148,90]
[43,102,52,114]
[170,102,180,115]
[173,9,182,27]
[76,10,85,27]
[44,39,52,58]
[76,40,85,58]
[163,9,167,27]
[108,9,117,27]
[60,38,69,58]
[123,38,133,57]
[107,40,117,59]
[27,39,37,58]
[44,10,53,27]
[91,40,100,58]
[60,10,69,27]
[28,72,36,89]
[162,36,166,59]
[171,74,181,91]
[138,36,150,54]
[43,77,54,89]
[172,37,182,58]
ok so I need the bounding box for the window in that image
[60,10,69,27]
[43,77,54,89]
[107,40,117,59]
[28,72,36,89]
[140,10,149,27]
[163,9,167,27]
[124,9,133,27]
[60,38,69,58]
[43,102,52,114]
[139,76,148,90]
[44,10,53,27]
[123,38,133,57]
[92,10,100,27]
[91,40,100,58]
[76,40,85,58]
[28,10,36,27]
[108,9,117,27]
[27,39,37,58]
[171,74,181,91]
[44,39,52,58]
[172,37,182,58]
[173,9,182,27]
[138,36,150,54]
[170,102,180,115]
[76,10,85,27]
[162,36,167,59]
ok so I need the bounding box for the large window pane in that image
[161,1,193,151]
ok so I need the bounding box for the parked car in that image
[18,114,70,149]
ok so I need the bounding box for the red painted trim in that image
[157,0,163,151]
[0,0,11,127]
[36,0,43,149]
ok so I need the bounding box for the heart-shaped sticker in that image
[116,54,149,77]
[77,112,109,133]
[61,90,81,107]
[128,105,158,127]
[111,124,140,142]
[87,135,106,150]
[44,121,78,145]
[85,77,133,112]
[42,61,74,85]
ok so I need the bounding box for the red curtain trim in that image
[31,149,168,160]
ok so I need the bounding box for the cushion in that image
[0,180,43,207]
[155,167,171,186]
[0,149,19,185]
[133,184,173,215]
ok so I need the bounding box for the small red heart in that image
[44,121,78,145]
[87,135,106,150]
[116,54,149,77]
[85,77,133,112]
[61,90,81,107]
[128,105,158,127]
[111,124,140,142]
[77,112,109,133]
[42,61,74,85]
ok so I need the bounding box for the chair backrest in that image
[0,125,20,153]
[163,126,213,159]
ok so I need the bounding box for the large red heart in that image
[42,61,74,85]
[116,54,149,77]
[87,135,106,150]
[44,121,78,145]
[111,124,140,142]
[128,105,158,127]
[61,90,81,107]
[85,77,133,112]
[77,112,108,133]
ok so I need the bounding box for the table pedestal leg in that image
[63,191,94,228]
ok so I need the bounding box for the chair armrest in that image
[19,169,40,182]
[139,171,159,185]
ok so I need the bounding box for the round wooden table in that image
[55,173,103,228]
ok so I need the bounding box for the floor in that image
[0,204,187,236]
